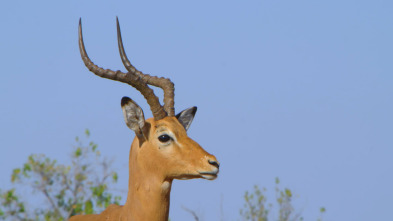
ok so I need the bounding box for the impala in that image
[69,18,220,221]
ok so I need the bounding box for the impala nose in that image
[208,159,220,169]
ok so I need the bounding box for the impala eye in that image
[158,134,171,143]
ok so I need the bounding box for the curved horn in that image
[116,17,175,116]
[78,18,167,120]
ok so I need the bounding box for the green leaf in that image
[285,188,292,198]
[84,200,93,214]
[11,168,21,182]
[320,207,326,213]
[23,163,32,172]
[75,173,87,181]
[85,129,90,137]
[75,148,82,157]
[92,144,98,152]
[112,172,118,183]
[18,202,25,212]
[6,189,17,203]
[12,168,20,175]
[74,203,83,214]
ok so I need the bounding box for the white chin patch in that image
[201,174,217,180]
[161,181,171,190]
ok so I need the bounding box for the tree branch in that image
[182,206,199,221]
[42,187,64,219]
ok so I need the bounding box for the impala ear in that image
[176,106,197,131]
[121,97,145,137]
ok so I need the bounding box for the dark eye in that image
[158,134,171,143]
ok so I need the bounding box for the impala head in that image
[78,17,219,181]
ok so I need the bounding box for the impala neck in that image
[123,138,173,221]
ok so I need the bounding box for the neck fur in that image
[122,138,172,221]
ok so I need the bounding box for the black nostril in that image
[208,160,220,169]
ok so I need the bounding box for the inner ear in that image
[121,97,146,137]
[176,106,197,131]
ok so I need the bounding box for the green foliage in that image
[240,178,326,221]
[0,130,121,220]
[240,185,270,221]
[0,189,27,220]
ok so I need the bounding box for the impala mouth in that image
[198,171,218,180]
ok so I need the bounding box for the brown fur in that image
[69,117,219,221]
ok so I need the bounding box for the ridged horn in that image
[78,18,167,120]
[116,17,175,116]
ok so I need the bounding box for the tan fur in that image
[69,117,219,221]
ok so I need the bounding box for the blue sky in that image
[1,0,392,220]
